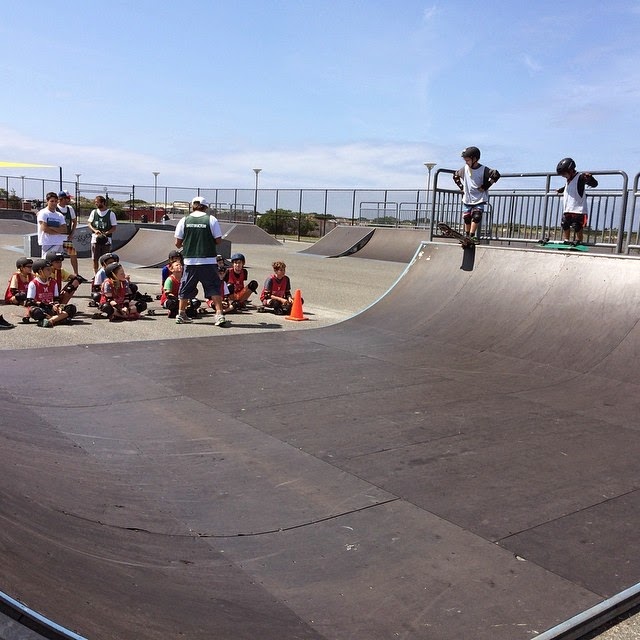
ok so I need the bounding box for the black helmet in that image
[45,249,65,263]
[230,253,246,263]
[99,252,119,266]
[556,157,576,174]
[104,262,122,279]
[461,146,481,161]
[16,257,33,269]
[32,259,51,273]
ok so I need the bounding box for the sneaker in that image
[176,313,193,324]
[214,314,227,326]
[39,319,53,328]
[0,314,15,328]
[75,274,89,284]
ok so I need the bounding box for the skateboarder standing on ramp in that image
[555,157,598,245]
[453,146,500,243]
[173,197,226,326]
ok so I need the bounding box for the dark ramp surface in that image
[299,226,374,257]
[1,243,639,639]
[114,228,176,267]
[348,226,430,261]
[220,222,281,245]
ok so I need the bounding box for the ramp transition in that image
[348,226,430,262]
[1,243,638,639]
[300,225,374,257]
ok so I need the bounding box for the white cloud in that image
[0,125,444,190]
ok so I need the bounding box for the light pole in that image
[152,171,160,223]
[253,168,262,223]
[424,162,436,225]
[20,176,25,209]
[74,174,81,217]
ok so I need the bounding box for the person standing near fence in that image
[453,146,500,243]
[556,157,598,245]
[56,190,85,280]
[87,196,118,274]
[37,192,67,257]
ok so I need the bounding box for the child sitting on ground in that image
[160,258,201,318]
[23,259,73,327]
[99,262,146,322]
[259,260,294,315]
[45,250,82,306]
[91,252,119,306]
[223,253,258,312]
[4,257,33,305]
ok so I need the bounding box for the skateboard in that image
[538,238,589,252]
[437,223,478,248]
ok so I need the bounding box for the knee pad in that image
[30,307,45,322]
[91,291,102,303]
[134,300,147,313]
[471,208,483,223]
[227,283,235,295]
[185,305,198,318]
[15,291,27,303]
[62,282,78,295]
[561,217,571,231]
[164,298,179,312]
[63,304,77,318]
[100,303,114,318]
[248,280,258,293]
[189,298,201,310]
[463,213,472,225]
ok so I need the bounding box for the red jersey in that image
[160,274,180,305]
[4,271,32,303]
[28,277,57,305]
[225,267,247,291]
[260,274,291,302]
[100,279,131,306]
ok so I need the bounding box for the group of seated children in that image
[3,251,148,327]
[4,254,79,328]
[2,251,299,329]
[160,251,296,319]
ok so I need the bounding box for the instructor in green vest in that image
[173,196,226,326]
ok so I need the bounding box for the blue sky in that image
[1,0,639,190]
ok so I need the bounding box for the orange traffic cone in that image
[286,289,308,321]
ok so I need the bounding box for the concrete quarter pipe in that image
[0,242,638,639]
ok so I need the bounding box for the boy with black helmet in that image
[45,250,82,305]
[23,259,72,327]
[4,257,33,306]
[99,262,145,321]
[453,146,500,242]
[556,157,598,245]
[223,253,259,312]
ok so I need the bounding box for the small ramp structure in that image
[220,222,281,246]
[114,228,176,268]
[348,226,430,262]
[1,243,639,639]
[300,225,374,257]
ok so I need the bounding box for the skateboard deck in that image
[538,239,589,252]
[437,223,477,248]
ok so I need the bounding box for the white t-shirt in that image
[37,207,67,246]
[458,164,488,206]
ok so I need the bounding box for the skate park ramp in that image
[114,227,176,268]
[1,242,639,639]
[299,225,374,257]
[220,222,281,245]
[348,226,430,261]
